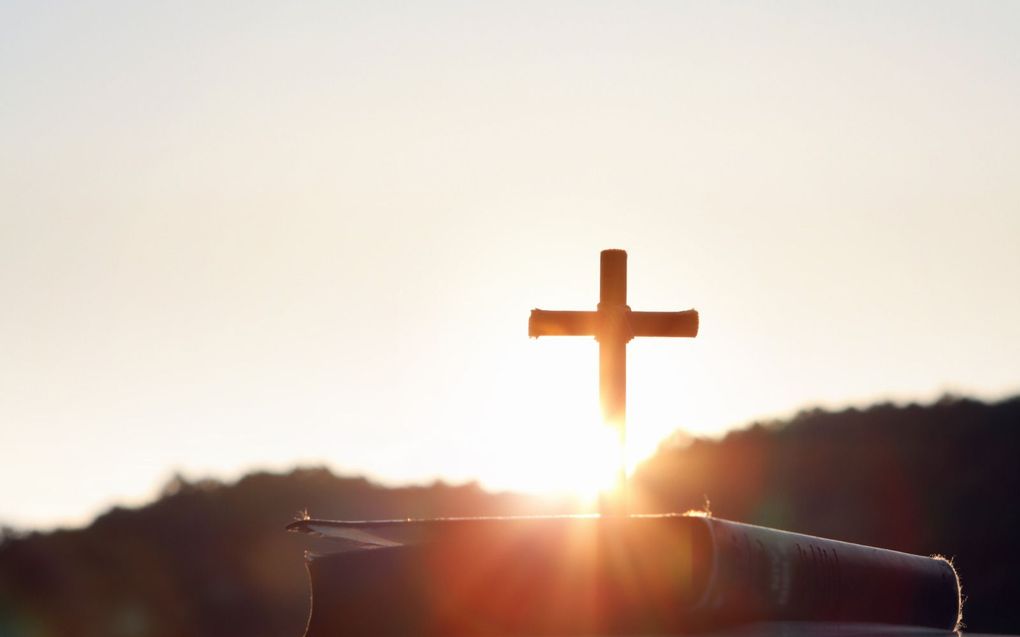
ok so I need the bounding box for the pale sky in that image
[2,1,1018,529]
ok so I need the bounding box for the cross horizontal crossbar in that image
[529,309,699,340]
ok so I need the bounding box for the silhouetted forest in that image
[1,394,1018,636]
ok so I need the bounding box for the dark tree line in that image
[1,395,1018,636]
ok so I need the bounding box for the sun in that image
[459,339,644,505]
[522,419,624,503]
[550,424,625,504]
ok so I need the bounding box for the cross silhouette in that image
[529,249,699,513]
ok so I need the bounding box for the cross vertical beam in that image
[598,250,628,429]
[529,249,699,515]
[598,251,630,509]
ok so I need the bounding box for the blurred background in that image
[1,1,1018,635]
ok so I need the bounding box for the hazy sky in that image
[2,1,1018,529]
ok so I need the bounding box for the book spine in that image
[691,518,961,630]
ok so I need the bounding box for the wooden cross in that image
[529,249,699,513]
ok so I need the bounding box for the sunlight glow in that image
[560,423,624,504]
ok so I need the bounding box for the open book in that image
[287,514,961,636]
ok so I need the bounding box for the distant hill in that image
[1,394,1018,636]
[0,472,572,637]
